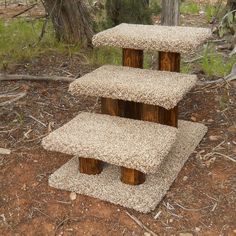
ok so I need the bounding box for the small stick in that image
[12,3,37,18]
[0,74,75,82]
[125,212,159,236]
[213,152,236,163]
[28,115,47,127]
[0,92,26,107]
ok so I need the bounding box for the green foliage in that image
[90,47,122,65]
[205,4,218,22]
[149,0,161,16]
[0,19,81,67]
[89,48,153,68]
[181,63,192,74]
[201,47,236,77]
[105,0,152,27]
[180,2,200,15]
[218,10,236,37]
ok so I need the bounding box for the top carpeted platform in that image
[42,112,177,174]
[69,65,197,110]
[92,23,212,54]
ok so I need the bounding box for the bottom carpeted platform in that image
[49,120,207,213]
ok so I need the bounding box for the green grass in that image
[180,2,200,15]
[0,19,81,68]
[201,47,236,77]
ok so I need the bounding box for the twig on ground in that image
[214,152,236,163]
[12,3,37,18]
[0,92,27,107]
[32,207,54,220]
[29,115,47,127]
[125,211,159,236]
[0,74,75,82]
[174,203,212,212]
[55,217,70,232]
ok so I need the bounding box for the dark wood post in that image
[79,157,103,175]
[141,52,180,127]
[121,167,146,185]
[158,51,180,127]
[120,48,146,185]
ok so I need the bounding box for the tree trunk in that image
[227,0,236,11]
[42,0,93,47]
[152,0,180,69]
[161,0,180,26]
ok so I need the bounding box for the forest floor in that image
[0,2,236,236]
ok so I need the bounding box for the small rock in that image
[169,218,173,223]
[144,233,151,236]
[209,135,220,141]
[233,229,236,234]
[69,192,77,201]
[195,227,201,232]
[183,176,188,181]
[207,119,214,123]
[179,233,193,236]
[190,116,197,122]
[21,184,27,191]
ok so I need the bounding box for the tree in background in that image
[42,0,93,47]
[105,0,152,26]
[227,0,236,12]
[161,0,179,26]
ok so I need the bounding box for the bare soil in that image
[0,3,236,236]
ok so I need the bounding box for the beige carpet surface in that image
[49,120,207,213]
[92,23,211,54]
[42,112,177,174]
[69,65,197,110]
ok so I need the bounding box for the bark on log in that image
[42,0,93,47]
[0,74,75,82]
[161,0,180,26]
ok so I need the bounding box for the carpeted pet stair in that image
[42,23,211,213]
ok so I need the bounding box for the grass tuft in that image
[180,2,200,15]
[0,19,81,68]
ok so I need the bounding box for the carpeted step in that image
[42,112,178,174]
[69,65,197,110]
[92,23,212,54]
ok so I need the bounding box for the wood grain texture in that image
[155,51,181,127]
[159,51,180,72]
[79,157,103,175]
[121,167,146,185]
[119,48,145,185]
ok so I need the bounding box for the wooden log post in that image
[120,48,146,185]
[79,157,103,175]
[158,51,180,127]
[141,52,180,127]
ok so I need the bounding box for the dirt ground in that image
[1,3,236,236]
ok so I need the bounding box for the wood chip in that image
[0,148,11,155]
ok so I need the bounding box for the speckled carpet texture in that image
[42,112,177,174]
[49,120,207,213]
[92,23,212,53]
[69,65,197,110]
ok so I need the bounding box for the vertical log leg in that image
[120,48,146,185]
[141,51,180,127]
[79,157,103,175]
